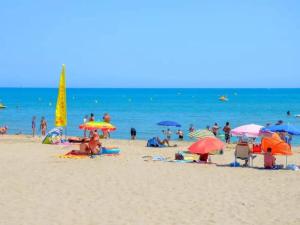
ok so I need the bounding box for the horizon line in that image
[0,86,300,89]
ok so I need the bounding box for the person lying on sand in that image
[68,136,90,143]
[156,137,177,147]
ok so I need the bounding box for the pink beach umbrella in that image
[231,124,263,138]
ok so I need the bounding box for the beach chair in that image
[235,143,255,167]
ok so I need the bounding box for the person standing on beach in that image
[32,116,36,137]
[223,122,231,143]
[89,113,95,122]
[163,128,172,140]
[88,113,95,137]
[40,117,47,136]
[103,113,111,138]
[130,128,137,140]
[83,115,88,137]
[189,124,195,133]
[212,123,219,136]
[176,129,184,141]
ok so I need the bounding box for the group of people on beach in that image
[32,116,47,137]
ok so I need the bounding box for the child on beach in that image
[264,148,276,169]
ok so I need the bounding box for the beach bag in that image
[175,153,184,160]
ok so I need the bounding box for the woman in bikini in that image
[40,117,47,136]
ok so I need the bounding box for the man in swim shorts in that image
[130,128,137,140]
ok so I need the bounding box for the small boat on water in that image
[0,103,6,109]
[219,96,228,102]
[295,115,300,118]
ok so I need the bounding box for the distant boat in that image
[0,103,6,109]
[295,115,300,118]
[219,96,228,102]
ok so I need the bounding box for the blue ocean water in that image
[0,88,300,144]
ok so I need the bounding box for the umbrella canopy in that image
[188,137,225,154]
[261,133,292,155]
[42,127,63,144]
[79,121,116,131]
[157,121,181,127]
[261,124,300,135]
[189,129,214,139]
[231,124,263,137]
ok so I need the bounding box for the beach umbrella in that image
[261,124,300,135]
[261,133,292,156]
[42,127,63,144]
[79,121,116,131]
[157,121,181,127]
[189,129,214,139]
[188,137,225,154]
[231,124,263,137]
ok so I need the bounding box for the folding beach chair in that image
[235,143,256,167]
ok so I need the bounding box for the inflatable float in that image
[0,103,6,109]
[295,115,300,118]
[101,147,120,154]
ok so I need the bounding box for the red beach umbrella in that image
[188,137,225,154]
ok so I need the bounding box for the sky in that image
[0,0,299,88]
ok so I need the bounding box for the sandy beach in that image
[0,135,299,225]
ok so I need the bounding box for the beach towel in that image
[57,147,120,159]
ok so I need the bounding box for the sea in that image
[0,88,300,144]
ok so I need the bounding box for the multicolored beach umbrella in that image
[189,129,214,139]
[42,127,63,144]
[79,121,116,131]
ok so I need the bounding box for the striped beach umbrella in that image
[79,121,116,131]
[189,129,214,139]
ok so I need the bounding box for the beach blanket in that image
[57,147,120,159]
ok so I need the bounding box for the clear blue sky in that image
[0,0,299,88]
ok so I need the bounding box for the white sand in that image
[0,135,300,225]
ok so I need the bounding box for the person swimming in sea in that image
[287,111,291,116]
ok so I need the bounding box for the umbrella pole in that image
[64,126,67,140]
[285,156,287,168]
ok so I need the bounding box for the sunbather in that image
[71,130,101,155]
[156,137,170,146]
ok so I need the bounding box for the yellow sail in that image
[55,64,67,127]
